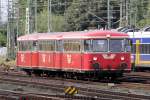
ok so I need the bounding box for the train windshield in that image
[93,39,108,52]
[109,39,124,52]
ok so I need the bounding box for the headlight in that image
[121,56,125,61]
[93,57,97,61]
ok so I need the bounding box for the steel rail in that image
[0,73,149,100]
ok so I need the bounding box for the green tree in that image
[130,0,150,28]
[18,0,68,33]
[137,0,150,27]
[0,32,6,46]
[64,0,119,31]
[37,9,65,32]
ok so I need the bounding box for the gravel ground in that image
[0,81,63,96]
[0,79,150,97]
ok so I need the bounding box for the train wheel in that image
[33,70,42,77]
[34,72,41,77]
[24,70,32,76]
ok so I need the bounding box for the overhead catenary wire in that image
[3,0,150,59]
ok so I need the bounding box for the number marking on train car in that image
[102,54,116,59]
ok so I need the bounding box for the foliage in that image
[37,9,65,32]
[137,19,150,28]
[51,0,73,14]
[17,0,150,32]
[136,0,150,28]
[130,0,150,28]
[64,0,114,31]
[0,32,7,46]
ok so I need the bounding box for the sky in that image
[0,0,8,24]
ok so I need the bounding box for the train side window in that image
[38,40,55,51]
[45,41,48,51]
[64,40,69,52]
[64,40,81,52]
[140,44,150,54]
[28,41,32,51]
[39,41,41,51]
[73,40,81,52]
[45,41,47,51]
[131,44,136,54]
[43,41,46,51]
[21,42,24,51]
[46,40,55,51]
[22,42,27,51]
[32,41,38,51]
[56,40,62,51]
[125,39,131,52]
[18,42,22,51]
[141,44,144,54]
[39,41,44,51]
[84,40,92,52]
[141,44,145,54]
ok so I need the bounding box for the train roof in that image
[17,33,40,41]
[127,32,150,38]
[62,30,128,39]
[17,30,129,41]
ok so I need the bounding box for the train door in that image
[48,40,55,69]
[62,40,82,71]
[55,40,63,70]
[31,41,38,68]
[82,39,93,71]
[70,40,82,71]
[20,41,32,68]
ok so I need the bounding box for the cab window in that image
[109,39,124,52]
[93,39,108,52]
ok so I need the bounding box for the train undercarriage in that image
[20,67,124,81]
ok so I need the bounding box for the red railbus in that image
[17,30,131,78]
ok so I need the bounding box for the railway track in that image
[123,72,150,84]
[0,89,64,100]
[0,89,96,100]
[1,70,150,85]
[0,71,150,100]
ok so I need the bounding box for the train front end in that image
[83,32,132,77]
[93,39,131,73]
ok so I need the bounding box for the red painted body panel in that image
[17,51,32,67]
[31,52,38,67]
[55,53,62,69]
[62,53,82,71]
[17,51,38,68]
[82,53,131,71]
[38,52,54,69]
[82,54,92,71]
